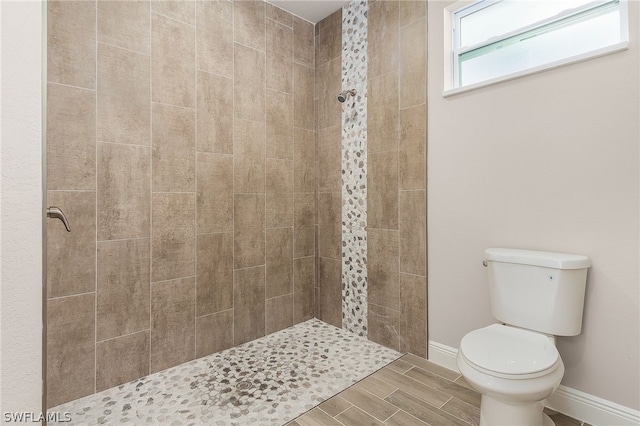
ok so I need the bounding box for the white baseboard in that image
[428,341,640,426]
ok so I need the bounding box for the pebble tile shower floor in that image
[49,319,401,425]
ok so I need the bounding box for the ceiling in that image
[267,0,350,24]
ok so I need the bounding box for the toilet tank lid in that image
[485,248,591,270]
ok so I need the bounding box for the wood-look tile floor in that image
[289,353,589,426]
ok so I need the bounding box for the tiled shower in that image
[46,0,427,411]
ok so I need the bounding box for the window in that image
[444,0,629,95]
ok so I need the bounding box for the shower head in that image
[337,89,357,103]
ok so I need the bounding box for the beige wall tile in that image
[48,0,96,89]
[46,293,95,408]
[400,17,426,109]
[234,44,266,121]
[196,309,234,358]
[318,257,342,328]
[267,20,293,94]
[234,119,265,194]
[400,0,426,27]
[98,0,150,54]
[317,125,341,193]
[196,233,233,316]
[96,331,149,392]
[266,90,294,159]
[315,10,341,67]
[399,190,426,276]
[47,191,96,299]
[266,294,294,334]
[151,193,196,282]
[197,153,233,233]
[152,103,196,192]
[266,192,294,228]
[266,158,294,194]
[399,104,426,190]
[196,0,233,78]
[150,277,196,373]
[368,72,399,153]
[293,17,314,68]
[294,257,314,323]
[316,58,342,130]
[266,227,293,298]
[400,273,427,357]
[294,64,315,130]
[368,151,399,230]
[152,13,195,108]
[197,71,233,154]
[266,3,292,27]
[294,128,315,193]
[294,193,315,258]
[97,143,151,240]
[318,192,341,260]
[97,44,150,146]
[368,303,400,351]
[234,194,266,269]
[234,0,265,51]
[368,0,399,79]
[47,83,96,191]
[152,0,195,25]
[97,238,150,341]
[234,265,266,345]
[368,228,400,310]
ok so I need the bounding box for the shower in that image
[337,89,357,102]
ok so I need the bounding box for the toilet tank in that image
[485,248,591,336]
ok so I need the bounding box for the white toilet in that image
[457,248,590,426]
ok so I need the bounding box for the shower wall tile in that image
[197,71,233,154]
[266,192,294,228]
[399,190,426,276]
[196,0,233,78]
[316,57,342,130]
[96,238,150,341]
[196,232,233,317]
[47,293,95,408]
[234,119,265,194]
[234,0,265,52]
[399,273,427,357]
[315,9,341,67]
[97,143,151,241]
[400,18,426,109]
[152,0,195,25]
[368,303,400,351]
[399,104,427,190]
[318,257,342,328]
[152,103,196,193]
[97,44,150,146]
[47,191,96,298]
[97,0,150,55]
[266,90,294,160]
[368,0,399,79]
[317,125,341,193]
[47,0,96,89]
[266,159,294,194]
[318,192,341,260]
[196,309,234,358]
[46,83,96,191]
[294,64,315,130]
[266,2,292,27]
[367,229,399,311]
[96,331,150,392]
[266,294,294,334]
[266,19,293,94]
[150,277,196,373]
[151,193,196,282]
[294,193,315,258]
[234,44,266,122]
[368,150,399,230]
[294,128,315,193]
[234,194,266,269]
[151,13,195,108]
[294,257,315,323]
[266,227,293,298]
[234,266,266,345]
[293,16,314,68]
[368,72,399,153]
[197,153,233,234]
[399,0,426,27]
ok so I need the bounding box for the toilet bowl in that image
[457,324,564,426]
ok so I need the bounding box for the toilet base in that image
[479,396,555,426]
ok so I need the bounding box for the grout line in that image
[96,40,150,58]
[231,0,236,349]
[96,236,150,244]
[150,100,196,111]
[46,290,96,302]
[151,10,195,28]
[94,0,98,395]
[95,328,150,345]
[148,0,153,377]
[383,408,401,423]
[46,81,96,92]
[193,3,199,361]
[96,140,151,148]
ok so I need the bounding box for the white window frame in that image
[443,0,629,97]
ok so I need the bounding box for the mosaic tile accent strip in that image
[49,319,400,426]
[341,0,369,337]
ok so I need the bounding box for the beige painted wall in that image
[428,1,640,410]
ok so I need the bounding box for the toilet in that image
[457,248,590,426]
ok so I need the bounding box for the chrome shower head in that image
[337,89,357,103]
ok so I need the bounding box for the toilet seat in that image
[460,324,560,379]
